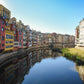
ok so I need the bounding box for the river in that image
[0,49,84,84]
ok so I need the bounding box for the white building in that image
[26,25,32,47]
[79,19,84,46]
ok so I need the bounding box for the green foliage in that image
[53,48,84,63]
[61,48,84,62]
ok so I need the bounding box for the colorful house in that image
[16,20,23,49]
[26,26,32,47]
[5,30,14,51]
[10,17,19,51]
[22,26,27,48]
[0,4,14,52]
[0,18,5,51]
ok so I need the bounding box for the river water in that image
[0,49,84,84]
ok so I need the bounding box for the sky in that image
[0,0,84,35]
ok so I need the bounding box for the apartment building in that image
[48,34,52,44]
[22,26,27,48]
[57,34,63,43]
[0,4,14,51]
[37,32,42,46]
[0,4,75,52]
[75,26,79,45]
[16,20,23,49]
[0,16,5,51]
[79,19,84,46]
[32,30,38,46]
[75,19,84,47]
[10,17,19,51]
[5,30,14,51]
[26,25,32,47]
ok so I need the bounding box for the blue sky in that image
[0,0,84,35]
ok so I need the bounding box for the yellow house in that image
[0,4,14,51]
[0,4,11,30]
[48,34,52,38]
[5,30,14,51]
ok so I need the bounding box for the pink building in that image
[0,18,5,51]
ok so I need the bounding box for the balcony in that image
[3,13,10,20]
[5,21,10,27]
[14,41,19,47]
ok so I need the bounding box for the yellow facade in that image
[48,34,52,38]
[5,30,14,51]
[0,4,11,30]
[0,4,14,51]
[5,19,10,30]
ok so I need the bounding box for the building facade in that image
[10,17,19,51]
[26,25,32,47]
[16,20,23,49]
[75,19,84,47]
[0,18,5,51]
[79,20,84,46]
[0,4,14,51]
[0,4,75,52]
[22,26,27,48]
[75,26,79,45]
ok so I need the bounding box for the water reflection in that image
[0,49,61,84]
[0,49,84,84]
[76,64,84,83]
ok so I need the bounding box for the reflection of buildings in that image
[75,64,84,83]
[0,49,61,84]
[0,64,15,84]
[17,57,27,84]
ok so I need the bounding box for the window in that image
[14,43,18,45]
[6,22,9,26]
[10,41,13,43]
[19,36,22,40]
[14,36,16,41]
[13,25,16,28]
[2,44,4,47]
[6,34,9,39]
[10,35,13,39]
[19,42,22,47]
[23,39,26,41]
[6,34,13,39]
[6,45,13,48]
[19,32,22,35]
[6,46,9,48]
[10,45,13,47]
[6,41,9,43]
[2,27,4,31]
[2,20,4,25]
[2,36,4,40]
[14,31,16,34]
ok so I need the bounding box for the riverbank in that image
[61,48,84,62]
[0,45,49,67]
